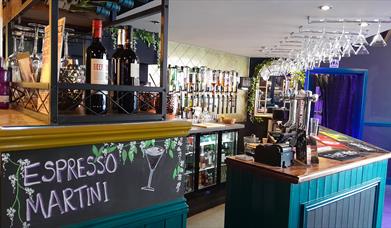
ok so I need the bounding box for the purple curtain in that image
[311,73,364,138]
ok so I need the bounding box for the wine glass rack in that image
[4,0,169,124]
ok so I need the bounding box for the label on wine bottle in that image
[91,58,108,95]
[91,58,109,84]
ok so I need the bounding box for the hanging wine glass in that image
[370,21,387,47]
[355,43,370,55]
[353,24,368,47]
[29,24,43,82]
[342,37,356,57]
[7,35,20,82]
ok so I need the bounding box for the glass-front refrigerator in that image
[185,135,196,193]
[220,131,238,182]
[198,133,218,189]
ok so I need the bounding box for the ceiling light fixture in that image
[360,22,369,27]
[319,5,332,11]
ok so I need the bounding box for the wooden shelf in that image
[0,109,47,127]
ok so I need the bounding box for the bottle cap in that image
[92,19,103,38]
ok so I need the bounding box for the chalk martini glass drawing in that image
[141,146,165,192]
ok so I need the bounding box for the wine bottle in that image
[111,28,125,112]
[117,26,139,113]
[85,19,109,114]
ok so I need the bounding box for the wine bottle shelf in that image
[5,0,169,125]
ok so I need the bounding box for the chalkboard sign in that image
[1,137,186,227]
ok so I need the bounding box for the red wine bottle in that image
[85,19,109,114]
[111,28,124,112]
[117,26,139,113]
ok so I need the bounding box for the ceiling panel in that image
[169,0,391,57]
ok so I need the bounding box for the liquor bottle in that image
[216,93,220,114]
[119,26,139,113]
[178,66,184,91]
[111,28,124,112]
[200,93,205,112]
[86,19,109,114]
[214,70,219,92]
[230,93,234,113]
[169,66,177,92]
[226,93,229,113]
[183,66,189,92]
[221,93,225,114]
[188,69,193,92]
[193,67,199,92]
[184,92,189,108]
[199,66,208,91]
[212,92,215,113]
[194,93,199,107]
[218,71,224,92]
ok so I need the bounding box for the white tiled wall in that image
[149,41,250,122]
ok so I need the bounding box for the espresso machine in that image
[254,80,319,167]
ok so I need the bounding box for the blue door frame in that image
[305,67,368,140]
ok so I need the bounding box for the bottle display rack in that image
[167,65,239,119]
[3,0,169,124]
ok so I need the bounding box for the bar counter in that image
[225,128,391,228]
[0,116,192,227]
[189,123,245,134]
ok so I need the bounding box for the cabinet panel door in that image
[199,133,218,189]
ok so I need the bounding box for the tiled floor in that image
[187,204,224,228]
[188,185,391,228]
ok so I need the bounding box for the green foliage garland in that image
[247,59,273,123]
[133,29,160,51]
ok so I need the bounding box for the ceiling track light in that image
[319,5,332,11]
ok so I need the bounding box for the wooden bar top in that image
[228,128,391,184]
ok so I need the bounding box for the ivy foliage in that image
[247,59,273,123]
[247,60,305,123]
[133,29,160,51]
[290,70,306,88]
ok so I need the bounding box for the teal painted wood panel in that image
[225,166,291,228]
[226,160,388,228]
[288,160,388,228]
[66,198,188,228]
